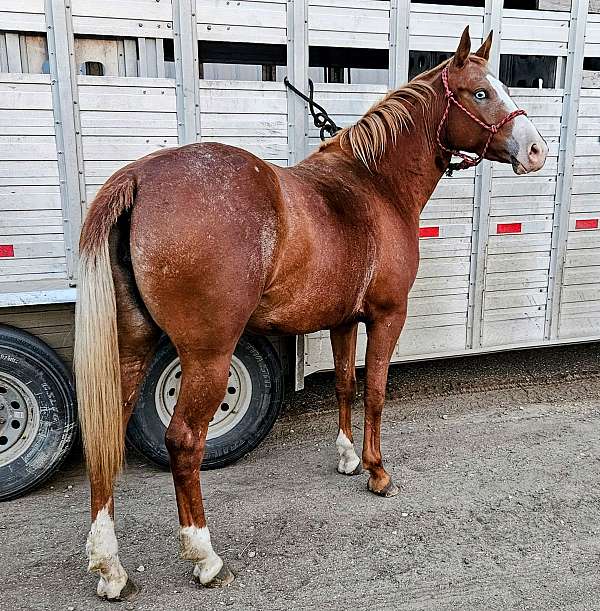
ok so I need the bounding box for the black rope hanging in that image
[284,77,341,141]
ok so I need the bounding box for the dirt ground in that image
[2,342,600,611]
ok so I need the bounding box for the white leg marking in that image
[336,429,360,474]
[86,505,128,599]
[180,526,223,584]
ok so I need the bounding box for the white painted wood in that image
[199,82,287,161]
[585,13,600,55]
[396,325,467,356]
[388,0,410,88]
[0,69,69,287]
[308,1,390,49]
[174,0,200,144]
[197,0,286,44]
[5,33,22,73]
[0,289,76,308]
[72,0,172,22]
[539,0,572,10]
[266,0,305,166]
[482,317,545,347]
[156,37,165,78]
[46,0,85,283]
[409,3,484,52]
[486,269,550,291]
[485,288,548,310]
[501,9,570,56]
[0,1,45,32]
[78,79,178,203]
[137,37,148,78]
[123,39,138,77]
[546,0,591,341]
[71,0,174,38]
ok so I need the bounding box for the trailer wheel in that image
[127,335,284,469]
[0,325,77,501]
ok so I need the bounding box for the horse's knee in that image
[335,377,356,404]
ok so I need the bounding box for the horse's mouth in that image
[510,155,528,175]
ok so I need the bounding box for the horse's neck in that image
[376,77,449,220]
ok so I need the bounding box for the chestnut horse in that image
[74,27,547,599]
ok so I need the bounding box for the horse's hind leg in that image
[86,234,160,600]
[165,343,236,587]
[331,323,361,475]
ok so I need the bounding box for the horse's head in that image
[441,27,547,174]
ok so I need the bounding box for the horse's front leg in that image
[362,314,406,497]
[330,323,361,475]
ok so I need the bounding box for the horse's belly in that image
[248,268,368,335]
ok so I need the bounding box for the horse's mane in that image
[333,60,451,170]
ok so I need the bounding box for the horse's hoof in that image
[199,564,235,588]
[368,479,400,498]
[337,461,362,476]
[101,578,139,602]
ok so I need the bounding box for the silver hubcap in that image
[155,355,253,440]
[0,372,41,465]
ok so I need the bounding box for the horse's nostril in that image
[530,143,540,157]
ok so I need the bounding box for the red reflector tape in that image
[419,226,440,238]
[575,218,599,230]
[0,245,14,257]
[497,222,522,234]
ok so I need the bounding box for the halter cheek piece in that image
[436,65,527,176]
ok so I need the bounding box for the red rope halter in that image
[436,65,527,175]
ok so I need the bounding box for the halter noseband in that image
[436,65,527,176]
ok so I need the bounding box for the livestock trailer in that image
[1,0,599,499]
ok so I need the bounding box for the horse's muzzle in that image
[511,137,548,174]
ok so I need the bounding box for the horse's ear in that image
[453,26,471,69]
[474,30,493,61]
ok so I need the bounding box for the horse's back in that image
[119,141,384,339]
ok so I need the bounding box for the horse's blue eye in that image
[475,90,487,100]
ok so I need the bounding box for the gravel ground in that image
[1,342,600,611]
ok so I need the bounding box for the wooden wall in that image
[0,303,75,364]
[0,75,68,294]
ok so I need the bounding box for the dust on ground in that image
[1,342,600,611]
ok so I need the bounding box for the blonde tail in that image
[74,171,135,493]
[74,242,123,492]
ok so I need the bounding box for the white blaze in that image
[86,505,129,599]
[486,74,538,151]
[336,429,360,474]
[180,525,223,584]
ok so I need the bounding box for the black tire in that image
[127,334,284,469]
[0,324,77,501]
